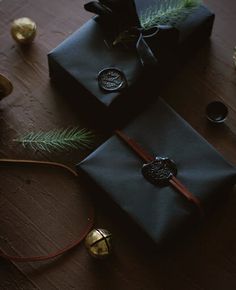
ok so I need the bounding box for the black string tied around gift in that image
[84,0,179,66]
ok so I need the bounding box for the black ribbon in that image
[84,0,140,29]
[133,26,159,66]
[84,0,178,66]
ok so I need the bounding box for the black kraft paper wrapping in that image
[48,1,214,124]
[77,98,236,245]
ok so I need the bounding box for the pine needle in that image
[140,0,202,29]
[13,127,96,153]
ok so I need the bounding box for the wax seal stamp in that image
[98,68,127,92]
[142,157,177,186]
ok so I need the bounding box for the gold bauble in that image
[11,17,37,44]
[0,73,13,100]
[84,229,112,258]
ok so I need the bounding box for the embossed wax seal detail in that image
[98,68,127,92]
[142,157,177,186]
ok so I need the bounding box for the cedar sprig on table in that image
[140,0,202,29]
[233,47,236,69]
[14,127,95,152]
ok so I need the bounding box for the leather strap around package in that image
[115,130,203,214]
[0,159,94,262]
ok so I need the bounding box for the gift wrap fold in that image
[48,0,214,124]
[77,98,236,245]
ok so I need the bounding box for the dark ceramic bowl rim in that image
[206,101,228,123]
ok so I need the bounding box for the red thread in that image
[0,159,94,262]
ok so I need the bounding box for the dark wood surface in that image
[0,0,236,289]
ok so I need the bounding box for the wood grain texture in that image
[0,0,236,289]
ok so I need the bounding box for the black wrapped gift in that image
[48,0,214,125]
[77,98,236,246]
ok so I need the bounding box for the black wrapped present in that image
[77,98,236,246]
[48,0,214,126]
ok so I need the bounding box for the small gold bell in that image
[11,17,37,45]
[0,73,13,100]
[84,229,112,258]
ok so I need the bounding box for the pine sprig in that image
[13,127,95,153]
[140,0,202,29]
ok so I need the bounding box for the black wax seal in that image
[98,68,127,92]
[142,157,177,186]
[206,101,228,124]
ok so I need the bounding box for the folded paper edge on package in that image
[77,98,236,246]
[48,4,214,117]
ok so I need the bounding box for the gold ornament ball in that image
[11,17,37,44]
[0,73,13,100]
[85,229,112,258]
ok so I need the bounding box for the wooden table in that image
[0,0,236,289]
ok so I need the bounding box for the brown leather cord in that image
[115,130,203,213]
[115,130,153,162]
[171,176,201,206]
[0,159,94,262]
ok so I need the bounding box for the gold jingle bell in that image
[0,73,13,100]
[11,17,37,45]
[85,229,112,258]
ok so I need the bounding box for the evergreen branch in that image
[13,127,96,153]
[233,47,236,69]
[140,0,202,29]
